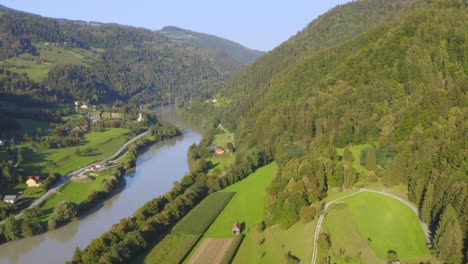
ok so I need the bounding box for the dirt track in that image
[187,238,233,264]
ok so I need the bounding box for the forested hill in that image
[213,0,421,128]
[186,0,467,262]
[160,26,264,65]
[0,6,259,107]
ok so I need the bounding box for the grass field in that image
[140,192,235,263]
[0,44,100,82]
[21,128,130,176]
[321,192,433,263]
[204,163,277,238]
[172,192,235,235]
[336,144,370,170]
[193,163,315,264]
[207,132,235,176]
[39,175,107,218]
[142,234,200,264]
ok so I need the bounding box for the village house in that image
[95,161,109,169]
[207,144,218,151]
[232,222,241,235]
[215,148,225,155]
[26,176,41,187]
[3,195,18,204]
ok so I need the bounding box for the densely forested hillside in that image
[213,0,422,129]
[160,26,264,74]
[184,0,467,262]
[0,6,261,107]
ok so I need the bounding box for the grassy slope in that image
[322,192,433,263]
[322,204,383,263]
[0,44,100,82]
[204,163,277,238]
[207,132,235,176]
[139,193,235,264]
[143,234,199,264]
[336,144,370,171]
[198,162,313,263]
[346,192,430,259]
[22,128,130,176]
[39,175,107,218]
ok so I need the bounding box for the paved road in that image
[311,188,432,264]
[0,131,148,224]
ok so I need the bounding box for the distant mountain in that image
[160,26,264,65]
[0,5,260,107]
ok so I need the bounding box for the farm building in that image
[3,195,18,204]
[95,161,109,169]
[26,176,41,187]
[232,222,241,235]
[215,148,225,155]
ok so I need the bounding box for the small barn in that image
[3,195,18,204]
[232,222,241,235]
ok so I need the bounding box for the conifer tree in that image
[366,147,377,171]
[421,183,434,224]
[434,204,463,264]
[343,147,354,162]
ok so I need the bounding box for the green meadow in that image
[207,132,235,176]
[321,192,434,263]
[39,174,107,218]
[203,163,277,237]
[22,128,130,176]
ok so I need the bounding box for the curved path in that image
[311,188,431,264]
[0,131,148,223]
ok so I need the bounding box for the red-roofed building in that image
[26,176,41,187]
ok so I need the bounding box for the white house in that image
[137,112,144,122]
[3,195,17,204]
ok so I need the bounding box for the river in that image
[0,105,202,264]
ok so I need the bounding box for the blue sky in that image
[1,0,350,51]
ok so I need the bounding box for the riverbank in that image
[0,122,181,245]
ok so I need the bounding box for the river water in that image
[0,105,202,264]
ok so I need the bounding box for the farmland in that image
[142,234,200,264]
[203,163,277,238]
[192,162,315,264]
[138,192,235,263]
[21,127,130,176]
[186,238,234,264]
[320,192,434,263]
[38,173,108,218]
[0,43,100,82]
[207,132,235,176]
[172,192,235,235]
